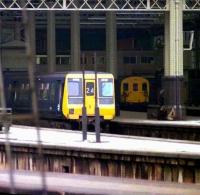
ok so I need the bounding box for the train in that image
[3,71,116,127]
[118,70,200,115]
[120,76,150,108]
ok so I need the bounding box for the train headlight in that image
[57,104,60,111]
[69,108,74,114]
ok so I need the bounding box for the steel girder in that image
[0,0,200,11]
[0,0,168,11]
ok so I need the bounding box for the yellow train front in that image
[62,71,115,122]
[120,76,150,110]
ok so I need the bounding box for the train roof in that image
[3,71,113,81]
[37,72,67,79]
[66,71,113,75]
[37,71,113,78]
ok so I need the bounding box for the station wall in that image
[0,27,196,77]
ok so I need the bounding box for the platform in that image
[0,125,200,159]
[0,125,200,184]
[0,170,200,195]
[113,111,200,127]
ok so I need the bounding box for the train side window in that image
[7,84,12,100]
[12,81,18,102]
[19,83,30,101]
[43,83,49,100]
[142,83,147,92]
[123,83,128,91]
[39,83,49,100]
[39,83,44,100]
[14,85,21,101]
[133,83,138,91]
[50,82,56,103]
[19,84,25,100]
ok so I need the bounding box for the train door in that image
[85,79,95,116]
[7,81,18,109]
[142,82,148,102]
[38,81,50,116]
[121,82,128,102]
[49,80,64,118]
[49,81,56,116]
[132,82,139,102]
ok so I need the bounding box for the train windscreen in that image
[99,79,113,97]
[101,82,113,97]
[68,78,82,97]
[67,78,83,104]
[99,78,114,104]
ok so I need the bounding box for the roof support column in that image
[163,0,185,120]
[70,10,80,71]
[29,11,36,71]
[106,12,117,78]
[47,11,56,73]
[14,22,21,41]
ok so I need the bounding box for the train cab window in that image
[101,82,113,97]
[86,82,94,96]
[133,83,138,91]
[123,83,128,92]
[99,78,114,104]
[68,79,82,97]
[142,83,147,92]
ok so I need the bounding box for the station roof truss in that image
[0,0,165,11]
[0,0,173,11]
[0,0,200,11]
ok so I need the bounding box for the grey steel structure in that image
[1,0,200,120]
[0,0,200,11]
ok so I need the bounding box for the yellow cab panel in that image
[62,73,83,120]
[85,79,95,116]
[62,72,115,121]
[98,74,115,120]
[121,76,149,104]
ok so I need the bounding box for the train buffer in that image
[0,108,12,132]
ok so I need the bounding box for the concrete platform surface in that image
[1,125,200,159]
[0,170,200,195]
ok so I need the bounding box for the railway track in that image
[109,121,200,141]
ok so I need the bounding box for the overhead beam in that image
[0,0,168,11]
[0,0,200,11]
